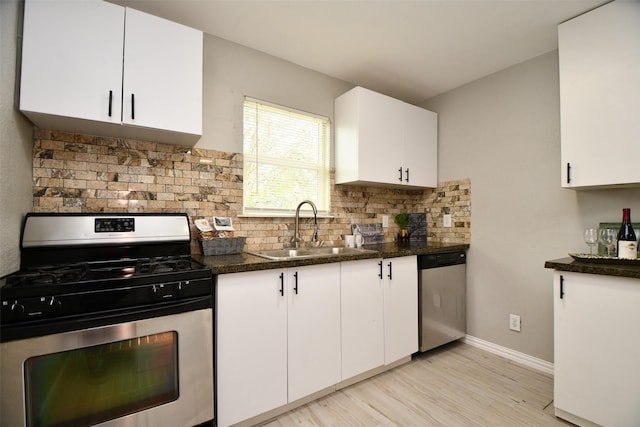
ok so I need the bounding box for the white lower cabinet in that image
[216,269,287,427]
[216,264,340,427]
[340,256,418,381]
[340,258,385,380]
[383,256,419,364]
[553,271,640,426]
[287,264,342,401]
[217,257,418,426]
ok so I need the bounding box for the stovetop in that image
[0,255,213,326]
[1,213,214,329]
[4,256,204,289]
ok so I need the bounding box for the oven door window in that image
[24,331,178,427]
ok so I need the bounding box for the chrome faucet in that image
[291,200,318,248]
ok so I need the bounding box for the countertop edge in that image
[545,257,640,280]
[197,243,470,275]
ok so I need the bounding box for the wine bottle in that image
[617,208,637,259]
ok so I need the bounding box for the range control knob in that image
[11,300,26,320]
[176,280,190,295]
[48,296,63,313]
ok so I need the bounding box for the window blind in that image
[243,97,330,215]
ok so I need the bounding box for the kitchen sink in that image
[248,246,378,260]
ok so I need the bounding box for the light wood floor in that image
[263,342,572,426]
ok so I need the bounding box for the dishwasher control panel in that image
[418,251,466,269]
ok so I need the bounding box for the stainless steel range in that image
[1,213,214,427]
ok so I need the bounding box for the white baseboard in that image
[462,335,554,376]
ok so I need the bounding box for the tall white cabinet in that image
[20,0,203,145]
[553,271,640,426]
[558,0,640,188]
[335,86,437,189]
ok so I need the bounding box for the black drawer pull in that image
[279,272,284,296]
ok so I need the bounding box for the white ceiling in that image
[114,0,609,104]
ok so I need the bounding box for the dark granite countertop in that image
[545,257,640,280]
[196,242,469,275]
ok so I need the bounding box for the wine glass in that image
[599,228,617,257]
[584,228,598,255]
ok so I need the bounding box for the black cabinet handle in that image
[131,94,135,120]
[398,167,403,182]
[566,163,571,184]
[293,271,299,294]
[108,90,113,117]
[405,168,409,182]
[378,261,383,279]
[387,262,392,280]
[279,272,284,296]
[560,275,565,299]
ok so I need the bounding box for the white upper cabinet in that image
[20,0,125,125]
[20,0,203,146]
[558,0,640,188]
[121,8,202,136]
[335,86,438,189]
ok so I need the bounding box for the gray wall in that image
[422,50,640,362]
[197,34,352,155]
[1,0,34,277]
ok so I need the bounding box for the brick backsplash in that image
[32,129,470,253]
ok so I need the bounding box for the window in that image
[243,97,330,215]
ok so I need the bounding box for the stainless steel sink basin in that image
[248,246,378,260]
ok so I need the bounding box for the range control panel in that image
[95,217,135,233]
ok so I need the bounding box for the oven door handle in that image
[1,296,212,343]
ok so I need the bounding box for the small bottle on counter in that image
[617,208,637,259]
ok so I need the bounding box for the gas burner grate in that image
[136,257,193,275]
[6,264,89,287]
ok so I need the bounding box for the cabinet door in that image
[558,1,640,188]
[216,270,288,427]
[287,264,341,401]
[356,88,404,185]
[122,8,203,135]
[383,256,418,364]
[335,87,403,186]
[554,272,640,426]
[403,104,437,188]
[340,259,384,380]
[20,0,124,124]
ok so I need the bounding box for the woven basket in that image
[200,237,246,256]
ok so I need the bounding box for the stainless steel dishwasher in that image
[418,250,466,352]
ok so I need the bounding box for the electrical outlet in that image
[443,214,452,228]
[509,314,521,332]
[382,215,389,228]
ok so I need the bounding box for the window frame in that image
[241,97,331,217]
